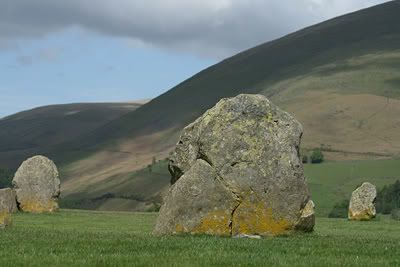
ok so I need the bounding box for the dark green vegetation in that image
[0,210,399,266]
[0,167,12,188]
[0,102,143,169]
[1,1,400,210]
[328,199,349,218]
[377,180,400,214]
[310,149,325,164]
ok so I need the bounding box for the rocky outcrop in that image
[12,155,60,213]
[154,94,314,236]
[348,182,377,220]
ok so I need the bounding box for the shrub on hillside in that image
[376,180,400,214]
[310,149,324,164]
[328,199,349,218]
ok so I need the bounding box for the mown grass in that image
[0,210,399,266]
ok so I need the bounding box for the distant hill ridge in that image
[0,102,143,168]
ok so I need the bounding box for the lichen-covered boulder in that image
[348,182,376,220]
[0,188,17,213]
[0,188,17,229]
[154,94,314,236]
[12,155,60,213]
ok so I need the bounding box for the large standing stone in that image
[12,155,60,213]
[0,188,17,228]
[154,94,314,236]
[348,182,377,220]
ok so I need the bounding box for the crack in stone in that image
[203,159,242,237]
[229,201,241,236]
[195,151,244,237]
[172,145,259,237]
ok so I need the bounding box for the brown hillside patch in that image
[61,127,179,197]
[279,91,400,156]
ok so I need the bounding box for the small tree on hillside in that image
[310,149,324,164]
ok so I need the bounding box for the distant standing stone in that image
[348,182,377,220]
[0,188,17,228]
[154,94,314,237]
[12,155,60,213]
[0,188,17,213]
[296,199,315,232]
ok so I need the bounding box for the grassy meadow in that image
[60,158,400,216]
[305,158,400,216]
[0,210,399,266]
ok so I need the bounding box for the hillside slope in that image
[0,102,143,169]
[63,0,400,146]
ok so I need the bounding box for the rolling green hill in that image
[1,1,400,212]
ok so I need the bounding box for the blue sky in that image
[0,0,388,118]
[0,28,214,117]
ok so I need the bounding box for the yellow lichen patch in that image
[20,199,59,213]
[233,194,292,236]
[348,208,375,221]
[0,211,11,228]
[191,210,231,236]
[265,112,274,123]
[174,224,185,233]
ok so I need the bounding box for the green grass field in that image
[0,210,399,266]
[60,158,400,215]
[305,158,400,216]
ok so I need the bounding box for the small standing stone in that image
[348,182,377,220]
[0,188,18,213]
[0,188,17,228]
[296,200,315,232]
[12,155,61,213]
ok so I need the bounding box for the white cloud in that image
[0,0,390,58]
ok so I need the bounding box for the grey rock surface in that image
[0,188,17,229]
[348,182,376,220]
[154,94,314,236]
[0,188,17,213]
[12,155,60,213]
